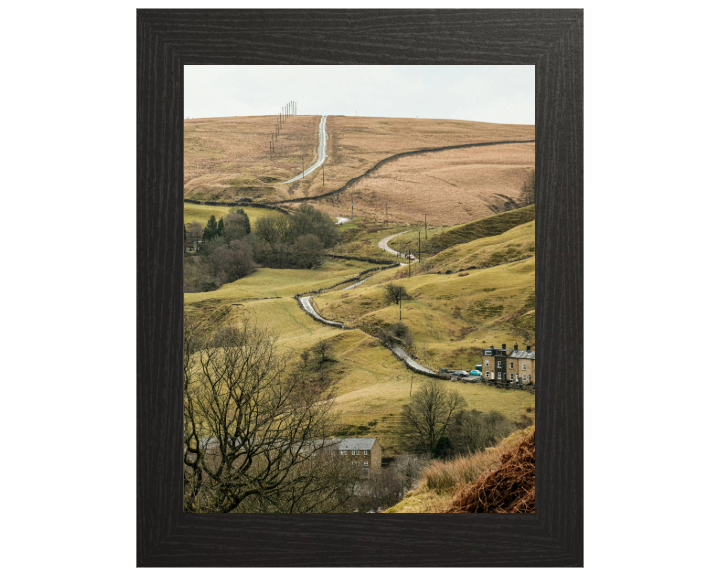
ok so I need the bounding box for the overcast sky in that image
[184,65,534,125]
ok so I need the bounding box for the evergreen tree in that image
[203,215,218,241]
[217,218,225,236]
[234,208,251,235]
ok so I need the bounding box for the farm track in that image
[268,138,535,205]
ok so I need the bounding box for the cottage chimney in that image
[490,345,494,350]
[502,343,506,349]
[514,343,518,351]
[527,345,531,352]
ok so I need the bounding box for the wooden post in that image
[399,294,402,320]
[418,231,421,263]
[425,214,427,239]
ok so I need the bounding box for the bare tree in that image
[398,380,468,454]
[383,283,411,306]
[185,220,203,250]
[184,315,359,513]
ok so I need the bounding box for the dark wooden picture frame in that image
[137,8,583,567]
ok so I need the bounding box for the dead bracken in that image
[445,429,535,513]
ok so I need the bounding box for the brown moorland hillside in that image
[184,115,321,202]
[306,116,535,199]
[307,141,534,226]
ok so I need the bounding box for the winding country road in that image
[298,296,343,328]
[378,230,409,265]
[378,230,408,257]
[297,232,437,376]
[280,115,328,185]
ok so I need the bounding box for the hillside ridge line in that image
[268,138,536,205]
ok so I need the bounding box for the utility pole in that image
[425,214,427,239]
[410,372,413,397]
[322,163,325,186]
[351,194,354,217]
[302,156,305,179]
[399,293,402,320]
[386,202,388,228]
[418,230,421,263]
[407,243,411,277]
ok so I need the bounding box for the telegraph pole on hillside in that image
[425,214,427,239]
[351,194,354,217]
[418,231,421,263]
[386,202,388,228]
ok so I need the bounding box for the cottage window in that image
[510,362,514,369]
[485,360,489,366]
[364,462,369,467]
[497,361,502,368]
[486,371,489,378]
[523,374,527,382]
[352,450,358,455]
[522,363,527,370]
[364,450,368,455]
[340,450,346,455]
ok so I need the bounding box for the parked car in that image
[470,369,481,376]
[452,370,469,377]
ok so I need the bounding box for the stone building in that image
[334,438,382,476]
[507,343,535,384]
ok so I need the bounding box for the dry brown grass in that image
[445,429,535,513]
[385,426,534,513]
[184,115,534,223]
[309,142,534,226]
[313,116,535,198]
[184,115,321,201]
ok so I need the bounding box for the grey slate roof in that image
[509,350,535,360]
[334,438,376,451]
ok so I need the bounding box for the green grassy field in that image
[388,204,535,255]
[314,255,535,369]
[335,222,412,259]
[184,250,534,455]
[184,259,376,306]
[184,202,280,229]
[418,220,534,273]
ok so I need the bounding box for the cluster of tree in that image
[251,205,338,269]
[398,380,530,459]
[378,322,413,349]
[184,315,360,513]
[521,168,535,206]
[184,209,254,292]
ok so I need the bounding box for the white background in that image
[2,1,717,574]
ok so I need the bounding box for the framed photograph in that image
[138,8,582,567]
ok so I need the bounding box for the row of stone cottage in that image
[478,343,535,385]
